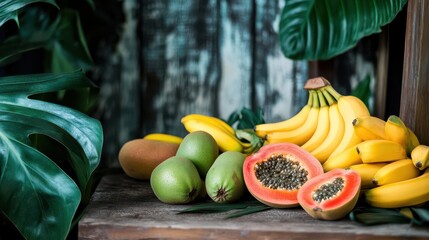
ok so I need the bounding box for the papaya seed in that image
[254,153,309,190]
[312,177,345,203]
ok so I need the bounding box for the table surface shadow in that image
[78,173,429,240]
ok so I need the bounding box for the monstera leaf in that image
[0,70,103,240]
[0,5,93,72]
[0,0,58,26]
[279,0,407,60]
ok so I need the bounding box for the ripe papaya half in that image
[297,168,361,220]
[243,142,324,208]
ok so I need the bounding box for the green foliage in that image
[178,200,271,219]
[0,70,103,240]
[0,0,58,26]
[227,107,265,130]
[350,205,429,226]
[279,0,407,60]
[0,1,104,239]
[0,1,93,71]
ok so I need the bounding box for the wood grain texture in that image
[218,0,253,120]
[401,0,429,145]
[253,0,309,122]
[96,0,140,166]
[78,174,429,240]
[142,0,220,134]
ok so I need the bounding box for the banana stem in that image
[321,88,336,105]
[326,85,342,101]
[307,90,314,107]
[304,76,332,90]
[317,90,328,108]
[309,90,320,108]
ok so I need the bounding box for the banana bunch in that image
[320,113,429,208]
[255,76,370,163]
[365,168,429,208]
[181,113,263,154]
[363,145,429,208]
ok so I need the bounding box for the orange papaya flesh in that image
[243,142,324,208]
[297,168,361,220]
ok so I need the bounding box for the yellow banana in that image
[326,86,370,158]
[255,90,314,138]
[265,90,320,145]
[348,163,388,189]
[352,115,387,140]
[356,139,406,163]
[182,119,242,152]
[372,158,421,186]
[411,144,429,170]
[365,168,429,208]
[322,144,362,171]
[385,115,420,156]
[143,133,183,144]
[301,90,330,152]
[181,113,235,135]
[310,89,345,163]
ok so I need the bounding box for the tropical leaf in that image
[279,0,407,60]
[85,0,95,10]
[0,5,58,64]
[227,107,265,130]
[0,7,93,72]
[178,200,271,219]
[50,9,94,72]
[0,70,103,240]
[0,0,58,27]
[349,206,410,225]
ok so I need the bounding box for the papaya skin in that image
[118,138,179,180]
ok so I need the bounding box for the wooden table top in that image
[78,173,429,240]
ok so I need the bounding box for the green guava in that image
[176,131,219,178]
[150,156,202,204]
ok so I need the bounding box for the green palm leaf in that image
[279,0,407,60]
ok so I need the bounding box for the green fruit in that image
[150,156,202,204]
[176,131,219,178]
[205,151,246,203]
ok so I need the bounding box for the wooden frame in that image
[401,0,429,145]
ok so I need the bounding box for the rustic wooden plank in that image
[96,0,140,167]
[78,174,429,240]
[375,31,389,120]
[400,0,429,145]
[142,0,221,136]
[217,0,253,120]
[253,0,309,123]
[118,0,141,148]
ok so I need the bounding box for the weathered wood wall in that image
[96,0,379,167]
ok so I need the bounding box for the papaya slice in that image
[297,168,361,220]
[243,142,324,208]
